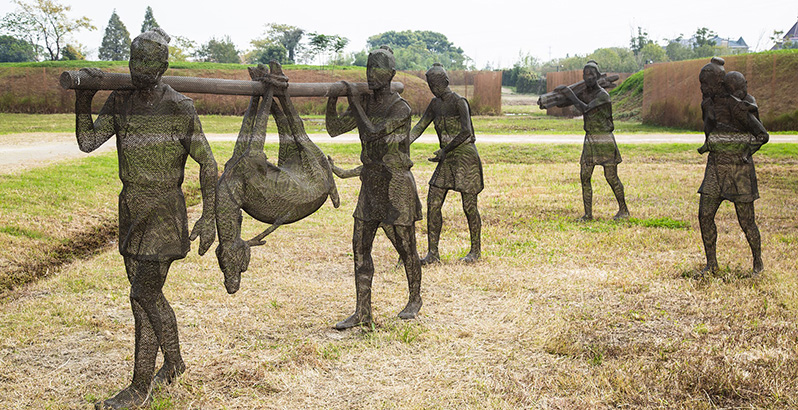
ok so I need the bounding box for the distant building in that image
[674,34,749,53]
[771,18,798,50]
[710,36,749,52]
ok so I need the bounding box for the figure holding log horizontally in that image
[326,46,423,329]
[556,60,629,221]
[410,63,483,264]
[73,28,217,409]
[696,57,768,277]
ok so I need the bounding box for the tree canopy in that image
[195,36,239,64]
[0,35,37,62]
[98,10,130,61]
[363,30,469,70]
[140,6,158,33]
[0,0,94,61]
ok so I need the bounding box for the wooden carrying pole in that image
[59,70,404,97]
[537,73,620,109]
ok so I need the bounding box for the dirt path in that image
[2,132,797,174]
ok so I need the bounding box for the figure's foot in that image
[751,259,764,277]
[334,313,373,330]
[398,299,422,320]
[613,209,630,220]
[578,214,593,222]
[459,251,480,263]
[153,360,186,388]
[694,263,718,279]
[95,384,150,410]
[420,252,440,266]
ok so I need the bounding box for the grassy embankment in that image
[1,141,797,408]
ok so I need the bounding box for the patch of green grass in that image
[628,217,690,229]
[0,225,46,239]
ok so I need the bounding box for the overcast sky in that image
[2,0,797,67]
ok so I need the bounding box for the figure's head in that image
[366,46,396,90]
[583,60,600,87]
[425,63,450,97]
[724,71,748,100]
[130,28,170,88]
[699,57,726,97]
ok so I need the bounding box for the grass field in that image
[0,111,700,137]
[1,142,797,408]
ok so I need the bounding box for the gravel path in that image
[2,132,797,174]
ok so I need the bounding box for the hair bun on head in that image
[137,27,170,46]
[710,56,725,66]
[379,45,393,54]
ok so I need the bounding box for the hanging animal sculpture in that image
[214,62,342,293]
[61,62,406,294]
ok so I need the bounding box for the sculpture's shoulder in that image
[161,84,196,115]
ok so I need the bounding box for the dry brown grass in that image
[1,144,797,409]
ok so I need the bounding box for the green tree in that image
[140,6,158,33]
[168,35,195,62]
[365,30,469,70]
[60,42,84,60]
[252,44,287,65]
[665,35,694,61]
[250,23,304,64]
[195,36,239,63]
[0,0,95,61]
[588,47,638,72]
[0,35,37,62]
[693,27,717,48]
[630,26,652,56]
[638,42,667,65]
[98,10,130,61]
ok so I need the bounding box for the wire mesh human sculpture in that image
[409,63,483,264]
[73,28,218,410]
[214,61,340,294]
[696,57,768,277]
[556,60,630,221]
[325,46,423,329]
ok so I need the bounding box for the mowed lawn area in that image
[0,140,797,409]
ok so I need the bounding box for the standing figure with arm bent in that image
[326,46,423,330]
[557,60,629,221]
[74,28,217,409]
[410,63,483,264]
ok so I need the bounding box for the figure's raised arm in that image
[325,82,357,137]
[75,68,115,152]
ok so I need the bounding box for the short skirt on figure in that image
[581,133,622,166]
[354,165,423,226]
[119,185,190,262]
[698,152,759,203]
[429,142,484,194]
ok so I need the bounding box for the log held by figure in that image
[537,73,620,110]
[60,70,404,97]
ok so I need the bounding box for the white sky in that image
[2,0,797,67]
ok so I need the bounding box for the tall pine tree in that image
[140,6,159,33]
[98,10,131,61]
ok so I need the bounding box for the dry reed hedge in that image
[642,52,798,131]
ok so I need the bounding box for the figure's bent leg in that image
[460,192,481,263]
[335,219,380,330]
[698,194,723,275]
[421,186,447,265]
[734,201,763,275]
[390,224,423,319]
[604,165,629,219]
[580,164,595,221]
